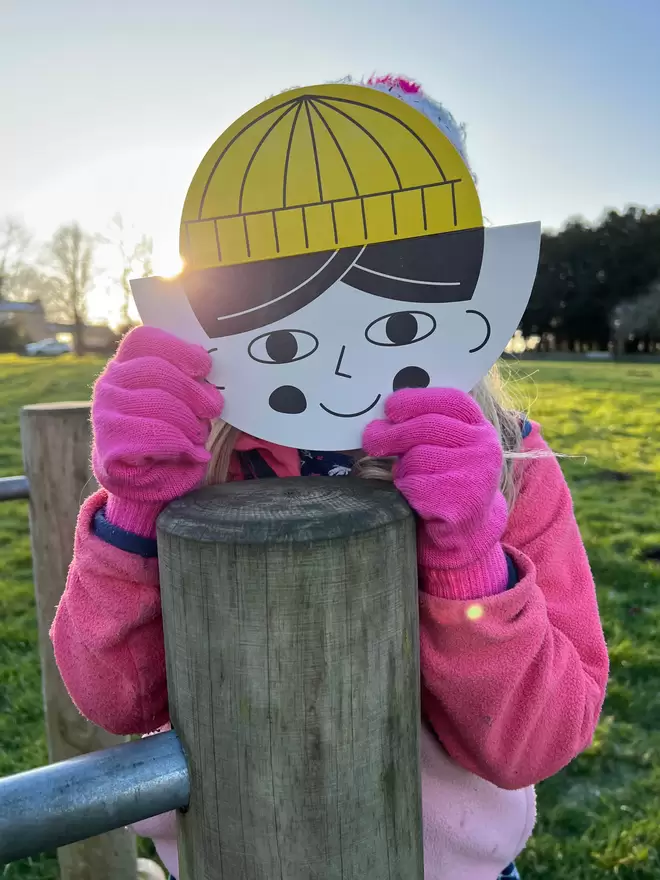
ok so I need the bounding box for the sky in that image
[3,0,660,322]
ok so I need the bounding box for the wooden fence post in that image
[158,477,423,880]
[21,403,137,880]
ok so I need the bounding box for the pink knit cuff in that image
[105,495,166,539]
[420,544,509,601]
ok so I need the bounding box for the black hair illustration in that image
[181,227,485,339]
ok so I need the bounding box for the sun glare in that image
[152,253,184,279]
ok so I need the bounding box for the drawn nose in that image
[334,345,352,379]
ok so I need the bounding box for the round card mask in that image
[132,83,541,451]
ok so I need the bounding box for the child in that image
[50,76,608,880]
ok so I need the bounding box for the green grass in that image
[1,355,660,878]
[508,362,660,877]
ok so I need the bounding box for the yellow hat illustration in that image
[180,83,483,271]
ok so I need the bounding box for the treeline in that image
[3,206,660,357]
[522,206,660,354]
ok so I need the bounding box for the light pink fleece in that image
[50,423,608,879]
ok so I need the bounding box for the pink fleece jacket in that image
[50,423,608,879]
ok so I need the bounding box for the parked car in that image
[25,338,72,357]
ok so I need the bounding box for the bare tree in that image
[611,281,660,356]
[109,213,153,330]
[0,217,33,300]
[44,222,96,355]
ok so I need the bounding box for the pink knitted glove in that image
[92,326,223,538]
[362,388,509,600]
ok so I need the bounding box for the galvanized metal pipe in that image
[0,475,29,501]
[0,730,189,864]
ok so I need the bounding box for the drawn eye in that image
[248,329,319,364]
[365,311,436,347]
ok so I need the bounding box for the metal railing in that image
[0,475,29,501]
[0,731,189,863]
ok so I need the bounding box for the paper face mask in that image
[132,83,541,451]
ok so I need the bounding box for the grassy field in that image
[1,355,659,878]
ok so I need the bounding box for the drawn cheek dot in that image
[269,385,307,414]
[393,366,430,391]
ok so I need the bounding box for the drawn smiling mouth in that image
[319,394,382,419]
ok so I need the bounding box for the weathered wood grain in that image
[158,477,423,880]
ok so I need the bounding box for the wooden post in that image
[158,477,423,880]
[20,403,137,880]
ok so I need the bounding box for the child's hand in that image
[92,326,223,535]
[362,388,509,597]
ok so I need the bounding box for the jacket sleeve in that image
[50,489,170,735]
[418,422,609,790]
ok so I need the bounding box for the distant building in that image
[0,299,49,342]
[0,298,116,351]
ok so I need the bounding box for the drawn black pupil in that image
[386,312,418,345]
[266,330,298,363]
